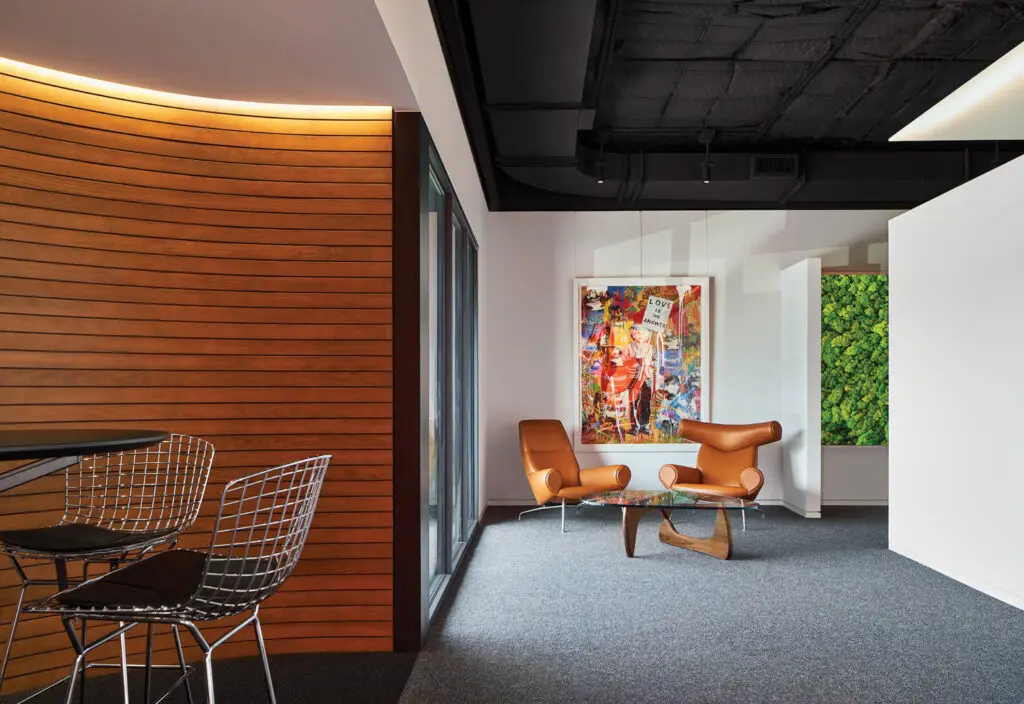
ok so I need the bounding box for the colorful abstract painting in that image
[575,278,710,449]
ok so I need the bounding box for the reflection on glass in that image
[427,172,445,594]
[450,219,465,550]
[423,146,480,620]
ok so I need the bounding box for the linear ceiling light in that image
[0,56,391,119]
[890,40,1024,141]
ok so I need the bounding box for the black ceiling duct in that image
[431,0,1024,210]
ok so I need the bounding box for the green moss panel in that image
[821,274,889,446]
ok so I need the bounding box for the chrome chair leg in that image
[0,579,27,696]
[742,510,746,532]
[78,564,88,704]
[203,654,215,704]
[560,499,566,533]
[143,623,154,704]
[171,625,196,704]
[60,618,84,704]
[119,625,129,704]
[63,655,83,704]
[184,623,216,704]
[518,504,561,520]
[252,616,277,704]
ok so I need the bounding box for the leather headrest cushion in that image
[519,419,572,452]
[679,420,782,452]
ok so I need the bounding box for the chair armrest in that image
[738,467,764,498]
[526,468,563,504]
[658,464,701,488]
[579,465,631,489]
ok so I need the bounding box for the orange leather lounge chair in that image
[658,419,782,529]
[519,419,631,532]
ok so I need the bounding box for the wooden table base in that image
[621,506,733,559]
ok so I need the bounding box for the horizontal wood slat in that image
[1,277,392,308]
[2,229,392,266]
[1,203,393,246]
[0,388,394,404]
[0,333,393,357]
[0,62,396,693]
[0,295,394,326]
[0,88,393,150]
[0,183,392,229]
[0,369,393,387]
[0,111,394,167]
[0,146,393,198]
[2,221,391,260]
[0,316,394,341]
[0,127,393,182]
[0,166,392,215]
[0,352,394,372]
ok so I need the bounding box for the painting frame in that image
[573,276,711,451]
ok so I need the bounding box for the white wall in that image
[889,156,1024,611]
[485,209,899,506]
[822,447,888,505]
[781,258,823,517]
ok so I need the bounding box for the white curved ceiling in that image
[0,0,416,107]
[891,40,1024,141]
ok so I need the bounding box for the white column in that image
[780,258,822,518]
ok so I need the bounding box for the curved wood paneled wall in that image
[0,63,393,693]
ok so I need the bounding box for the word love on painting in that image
[640,296,673,333]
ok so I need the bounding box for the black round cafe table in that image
[0,429,169,492]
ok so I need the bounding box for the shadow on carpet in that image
[22,652,416,703]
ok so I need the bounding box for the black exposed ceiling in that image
[430,0,1024,209]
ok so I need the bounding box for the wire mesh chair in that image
[0,433,215,703]
[25,454,331,704]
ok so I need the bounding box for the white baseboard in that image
[821,499,888,506]
[782,500,821,518]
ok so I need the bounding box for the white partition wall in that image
[889,156,1024,610]
[780,258,822,518]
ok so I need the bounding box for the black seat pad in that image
[0,524,178,555]
[57,549,207,609]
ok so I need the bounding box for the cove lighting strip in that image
[0,55,391,118]
[890,40,1024,141]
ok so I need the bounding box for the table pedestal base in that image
[621,507,733,559]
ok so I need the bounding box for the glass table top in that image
[582,488,757,510]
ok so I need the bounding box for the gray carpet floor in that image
[399,506,1024,704]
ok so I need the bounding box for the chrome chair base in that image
[518,500,569,532]
[0,557,195,704]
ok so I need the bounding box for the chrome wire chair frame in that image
[518,499,570,532]
[0,434,215,704]
[25,455,331,704]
